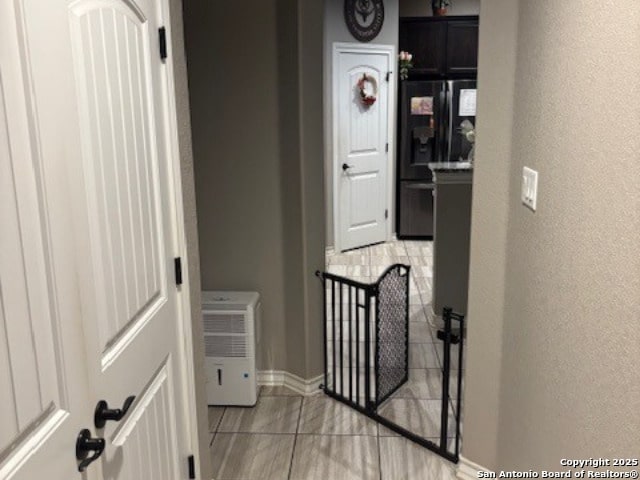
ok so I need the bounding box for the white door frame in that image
[332,42,397,253]
[154,2,202,477]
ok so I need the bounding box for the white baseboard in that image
[457,455,490,480]
[257,370,324,396]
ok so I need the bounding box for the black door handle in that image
[94,395,136,428]
[76,429,105,472]
[342,163,353,172]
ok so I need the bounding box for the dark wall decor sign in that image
[344,0,385,42]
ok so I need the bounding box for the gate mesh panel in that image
[375,266,409,404]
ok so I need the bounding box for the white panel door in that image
[0,3,93,478]
[3,0,194,479]
[335,47,392,252]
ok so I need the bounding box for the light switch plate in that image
[521,167,538,211]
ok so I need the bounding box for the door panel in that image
[69,1,166,361]
[337,49,390,251]
[1,3,91,476]
[110,361,180,479]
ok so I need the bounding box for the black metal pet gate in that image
[316,264,465,463]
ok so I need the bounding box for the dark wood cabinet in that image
[399,16,479,79]
[399,20,446,77]
[446,20,479,76]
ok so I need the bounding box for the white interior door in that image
[334,45,393,252]
[1,3,93,477]
[2,0,195,478]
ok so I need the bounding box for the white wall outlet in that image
[521,167,538,211]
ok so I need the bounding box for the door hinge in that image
[187,454,195,479]
[385,209,388,219]
[158,26,168,61]
[385,71,391,82]
[174,257,183,286]
[385,142,389,152]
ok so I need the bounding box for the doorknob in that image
[76,429,105,472]
[94,395,136,428]
[342,163,353,171]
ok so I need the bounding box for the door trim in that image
[331,42,397,252]
[155,2,202,478]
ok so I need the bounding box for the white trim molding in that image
[257,371,324,396]
[458,455,490,480]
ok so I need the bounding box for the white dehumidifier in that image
[202,291,260,406]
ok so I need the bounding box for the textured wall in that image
[399,0,480,17]
[184,0,325,379]
[167,0,211,477]
[323,0,399,247]
[464,0,640,470]
[185,0,291,372]
[462,0,518,467]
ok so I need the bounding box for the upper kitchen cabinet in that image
[446,20,479,76]
[399,19,447,76]
[399,16,479,78]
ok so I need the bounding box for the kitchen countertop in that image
[428,161,473,172]
[429,162,473,184]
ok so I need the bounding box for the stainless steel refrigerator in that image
[397,79,476,238]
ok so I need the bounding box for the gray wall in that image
[184,0,325,379]
[324,0,399,247]
[464,0,640,470]
[399,0,480,17]
[167,0,211,478]
[298,0,329,377]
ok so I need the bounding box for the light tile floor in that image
[208,240,461,479]
[209,387,457,480]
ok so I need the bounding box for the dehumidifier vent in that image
[204,335,247,358]
[203,312,246,334]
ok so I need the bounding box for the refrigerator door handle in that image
[447,80,454,162]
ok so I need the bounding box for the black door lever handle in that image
[94,395,136,428]
[342,163,353,171]
[76,429,105,472]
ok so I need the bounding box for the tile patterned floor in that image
[208,240,460,479]
[209,387,457,480]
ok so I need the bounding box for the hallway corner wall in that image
[185,0,291,373]
[462,0,518,469]
[183,0,326,381]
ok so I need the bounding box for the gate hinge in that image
[188,454,195,479]
[159,26,168,61]
[174,257,183,286]
[385,209,388,219]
